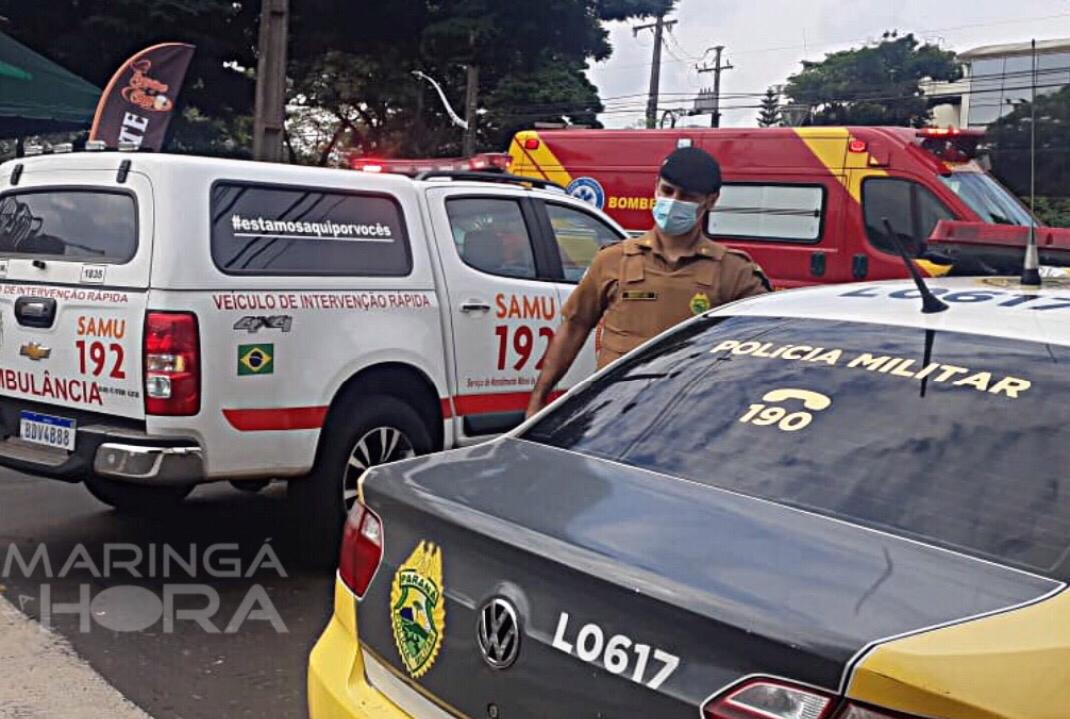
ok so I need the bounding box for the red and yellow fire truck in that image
[508,126,1069,288]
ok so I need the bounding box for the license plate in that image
[19,411,76,451]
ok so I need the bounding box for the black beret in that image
[659,147,722,194]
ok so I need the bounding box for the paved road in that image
[0,468,334,718]
[0,593,150,719]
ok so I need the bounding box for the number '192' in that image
[76,340,125,379]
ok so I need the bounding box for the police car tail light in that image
[703,678,835,719]
[339,503,383,598]
[144,311,200,416]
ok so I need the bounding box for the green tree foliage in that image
[293,0,674,160]
[598,0,674,21]
[0,0,258,153]
[757,87,781,127]
[784,33,960,127]
[1030,197,1070,228]
[984,85,1070,206]
[3,0,672,161]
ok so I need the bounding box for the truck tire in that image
[230,479,271,493]
[84,476,193,514]
[290,395,433,563]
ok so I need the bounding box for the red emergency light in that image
[918,127,968,138]
[929,220,1070,250]
[350,153,512,176]
[926,220,1070,274]
[915,128,984,164]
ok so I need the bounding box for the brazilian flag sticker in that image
[238,344,274,376]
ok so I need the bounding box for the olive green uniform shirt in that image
[562,231,770,368]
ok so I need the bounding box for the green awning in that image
[0,32,100,137]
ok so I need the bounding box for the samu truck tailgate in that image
[0,284,147,419]
[0,168,154,420]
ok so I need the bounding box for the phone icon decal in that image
[739,388,833,432]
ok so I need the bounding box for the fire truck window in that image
[863,178,953,256]
[939,174,1033,226]
[446,198,537,280]
[915,184,955,242]
[545,203,623,282]
[707,184,824,243]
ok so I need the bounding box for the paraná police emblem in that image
[390,541,446,678]
[690,292,712,315]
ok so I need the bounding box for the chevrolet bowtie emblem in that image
[19,342,51,361]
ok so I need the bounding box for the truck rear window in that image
[0,190,137,262]
[525,316,1070,580]
[210,182,411,276]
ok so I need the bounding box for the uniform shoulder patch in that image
[753,266,773,292]
[723,247,772,291]
[723,247,774,291]
[724,247,756,263]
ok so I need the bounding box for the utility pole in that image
[697,46,733,128]
[463,64,479,157]
[253,0,288,162]
[634,15,677,129]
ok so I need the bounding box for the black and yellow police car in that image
[309,275,1070,719]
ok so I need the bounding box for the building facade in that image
[951,39,1070,130]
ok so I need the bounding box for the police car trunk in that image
[0,152,198,484]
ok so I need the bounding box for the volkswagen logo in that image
[476,597,520,670]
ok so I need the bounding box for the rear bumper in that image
[0,409,203,485]
[92,441,203,484]
[308,579,415,719]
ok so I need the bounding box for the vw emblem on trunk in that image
[476,597,520,670]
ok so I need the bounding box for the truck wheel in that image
[230,479,271,493]
[291,395,432,562]
[84,476,193,514]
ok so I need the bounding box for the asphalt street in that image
[0,467,335,719]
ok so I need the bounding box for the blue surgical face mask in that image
[652,197,700,236]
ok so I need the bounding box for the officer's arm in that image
[725,252,773,300]
[525,318,594,418]
[525,254,609,418]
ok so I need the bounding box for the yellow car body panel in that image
[848,589,1070,719]
[308,578,411,719]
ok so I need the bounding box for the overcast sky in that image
[588,0,1070,128]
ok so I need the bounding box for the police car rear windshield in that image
[525,316,1070,580]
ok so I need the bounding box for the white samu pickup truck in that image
[0,149,623,548]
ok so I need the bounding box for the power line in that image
[592,65,1070,119]
[664,29,704,64]
[491,77,1070,123]
[697,46,734,128]
[633,15,678,129]
[597,11,1070,74]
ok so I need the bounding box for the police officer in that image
[526,146,770,417]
